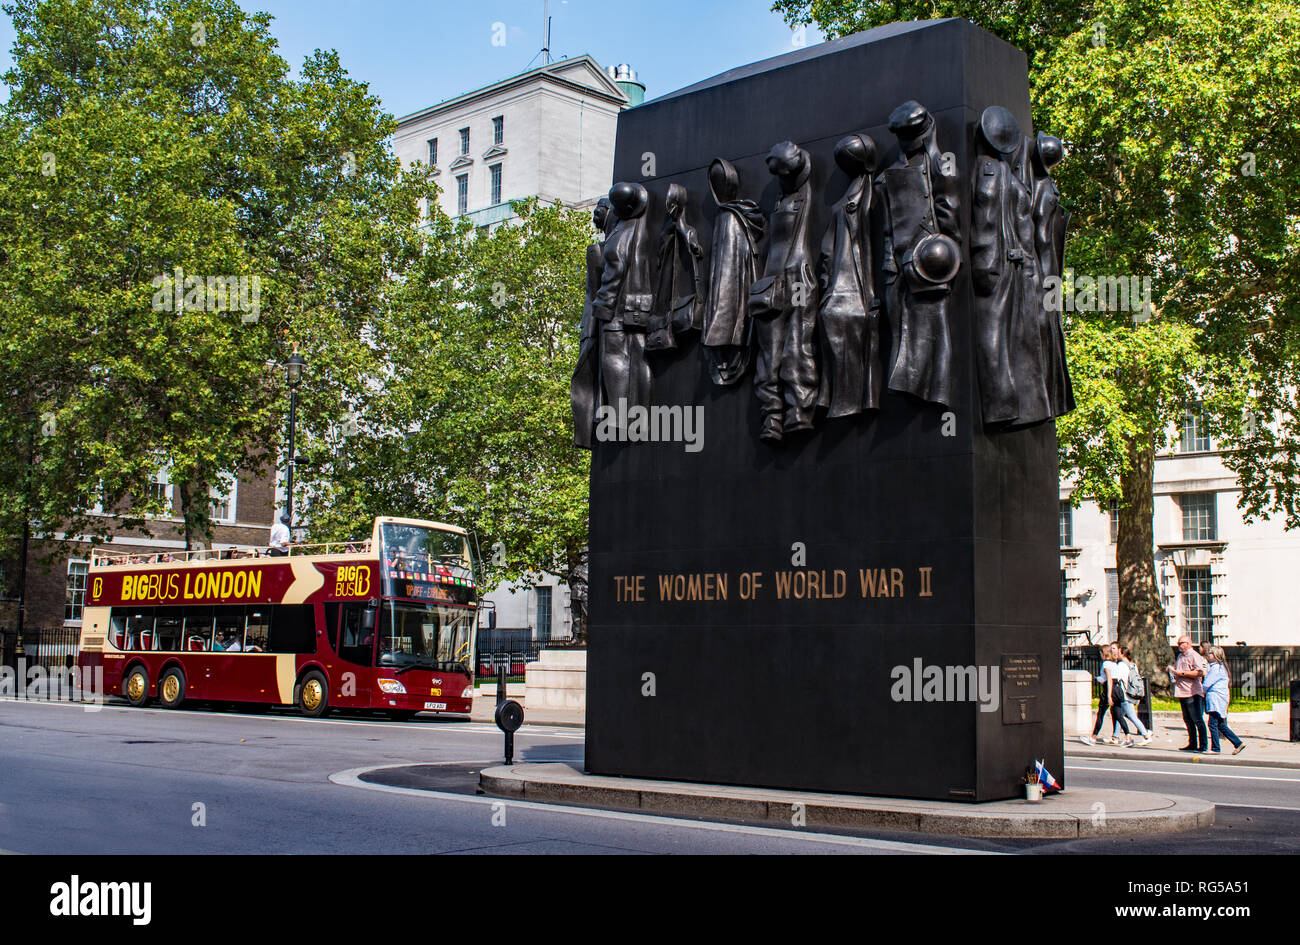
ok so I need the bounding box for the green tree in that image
[302,198,594,636]
[0,0,432,552]
[774,0,1300,687]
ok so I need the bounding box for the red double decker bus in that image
[77,517,479,720]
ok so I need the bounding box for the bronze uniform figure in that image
[816,132,881,418]
[701,158,765,386]
[751,141,819,442]
[571,197,614,448]
[592,182,655,416]
[876,101,961,408]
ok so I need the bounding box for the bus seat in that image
[187,636,206,651]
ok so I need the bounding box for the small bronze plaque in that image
[1002,653,1042,725]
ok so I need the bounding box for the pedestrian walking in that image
[1167,635,1208,752]
[1115,646,1153,746]
[1079,644,1129,745]
[1204,646,1246,755]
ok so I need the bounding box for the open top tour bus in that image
[76,517,479,720]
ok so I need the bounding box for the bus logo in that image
[335,565,371,598]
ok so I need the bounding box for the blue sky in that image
[0,0,825,116]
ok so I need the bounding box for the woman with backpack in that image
[1204,647,1247,755]
[1115,646,1153,746]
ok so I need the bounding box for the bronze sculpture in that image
[593,182,654,416]
[1029,132,1075,418]
[971,106,1041,424]
[646,182,706,353]
[751,141,819,442]
[816,133,881,418]
[571,197,614,448]
[876,101,961,407]
[701,158,765,386]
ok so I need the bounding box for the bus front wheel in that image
[123,665,150,707]
[297,671,329,718]
[159,667,186,709]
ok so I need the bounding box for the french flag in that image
[1036,760,1063,794]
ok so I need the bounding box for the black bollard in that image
[495,699,523,764]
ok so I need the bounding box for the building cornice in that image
[396,56,627,128]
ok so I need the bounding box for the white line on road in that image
[1067,764,1300,783]
[1214,802,1300,812]
[0,698,582,738]
[328,764,1005,855]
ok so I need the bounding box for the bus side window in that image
[109,610,127,649]
[155,608,183,651]
[245,608,271,652]
[267,605,314,654]
[323,603,340,653]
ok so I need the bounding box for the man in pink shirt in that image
[1167,635,1208,752]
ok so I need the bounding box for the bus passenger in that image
[269,513,290,556]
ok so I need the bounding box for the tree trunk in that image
[1116,437,1172,695]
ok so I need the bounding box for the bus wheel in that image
[298,671,329,718]
[159,668,186,709]
[123,665,150,707]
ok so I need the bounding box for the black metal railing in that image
[1062,645,1296,703]
[2,625,81,672]
[474,628,544,679]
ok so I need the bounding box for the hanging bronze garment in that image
[876,101,961,408]
[701,158,765,386]
[1029,132,1075,419]
[816,133,881,418]
[572,197,614,449]
[971,107,1048,426]
[592,182,654,415]
[645,183,705,353]
[751,141,819,442]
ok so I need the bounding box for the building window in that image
[1180,492,1217,541]
[65,559,89,624]
[138,467,173,517]
[490,164,502,205]
[535,586,552,642]
[1060,570,1068,632]
[456,174,468,215]
[1059,501,1073,547]
[210,477,237,523]
[427,137,437,166]
[459,127,470,155]
[1108,498,1119,544]
[1180,406,1211,452]
[1180,566,1214,644]
[492,115,503,144]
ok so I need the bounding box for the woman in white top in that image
[1081,644,1130,745]
[1113,646,1153,746]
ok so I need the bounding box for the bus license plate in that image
[424,701,447,710]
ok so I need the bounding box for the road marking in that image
[1067,764,1300,783]
[0,698,581,738]
[1215,802,1300,813]
[328,764,1004,855]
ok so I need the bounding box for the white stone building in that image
[394,57,643,642]
[1060,408,1300,647]
[393,56,638,228]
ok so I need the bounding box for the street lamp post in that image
[285,350,306,531]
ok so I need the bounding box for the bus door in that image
[325,601,374,707]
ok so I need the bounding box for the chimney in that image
[606,63,645,107]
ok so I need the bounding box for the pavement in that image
[1067,710,1300,768]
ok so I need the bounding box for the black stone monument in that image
[585,18,1064,802]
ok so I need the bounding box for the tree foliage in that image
[302,198,593,603]
[0,0,432,550]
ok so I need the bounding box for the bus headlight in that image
[461,686,474,698]
[378,678,407,694]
